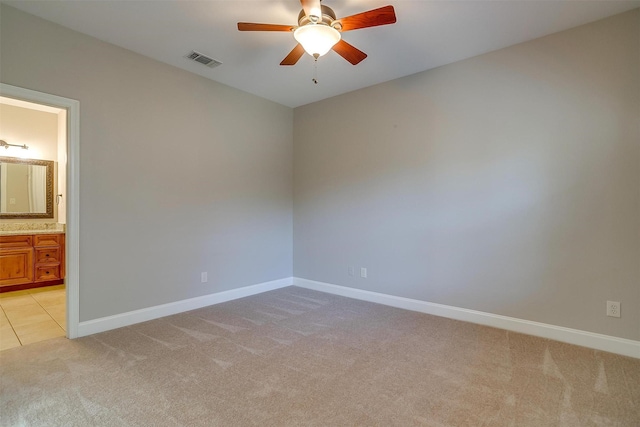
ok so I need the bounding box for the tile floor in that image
[0,285,66,351]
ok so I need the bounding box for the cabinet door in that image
[0,248,34,287]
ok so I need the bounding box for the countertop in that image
[0,223,65,236]
[0,229,65,236]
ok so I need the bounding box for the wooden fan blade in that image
[332,39,367,65]
[335,5,396,32]
[237,22,294,32]
[300,0,322,19]
[280,44,306,66]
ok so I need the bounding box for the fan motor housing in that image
[297,5,338,28]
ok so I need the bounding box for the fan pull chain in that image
[312,54,319,84]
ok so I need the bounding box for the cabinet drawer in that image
[0,235,33,249]
[35,265,61,282]
[35,248,61,264]
[34,234,61,247]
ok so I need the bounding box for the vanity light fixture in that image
[0,140,29,150]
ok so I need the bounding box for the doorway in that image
[0,83,80,345]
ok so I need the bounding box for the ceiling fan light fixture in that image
[294,24,341,58]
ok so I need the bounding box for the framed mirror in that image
[0,156,54,219]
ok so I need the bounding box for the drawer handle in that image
[46,271,50,274]
[46,254,50,257]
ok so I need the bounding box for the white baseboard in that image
[76,275,639,359]
[77,277,293,337]
[294,278,640,359]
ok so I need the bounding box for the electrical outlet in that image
[360,267,367,278]
[201,272,208,283]
[348,266,355,277]
[606,301,620,318]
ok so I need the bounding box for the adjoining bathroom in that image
[0,97,67,350]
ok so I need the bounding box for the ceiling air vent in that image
[186,51,222,69]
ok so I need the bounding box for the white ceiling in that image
[4,0,639,108]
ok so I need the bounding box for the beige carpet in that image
[1,286,638,426]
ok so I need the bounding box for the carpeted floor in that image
[1,286,639,426]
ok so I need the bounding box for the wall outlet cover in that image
[606,301,620,318]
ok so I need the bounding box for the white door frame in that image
[1,83,80,339]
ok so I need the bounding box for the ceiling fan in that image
[237,0,396,66]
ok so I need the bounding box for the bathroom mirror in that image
[0,156,54,219]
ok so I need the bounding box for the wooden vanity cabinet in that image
[0,233,65,292]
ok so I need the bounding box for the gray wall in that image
[294,10,639,341]
[1,5,293,321]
